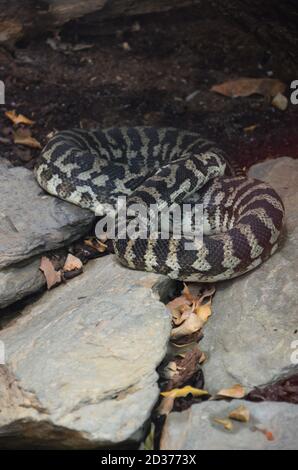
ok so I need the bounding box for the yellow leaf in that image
[5,110,35,125]
[229,405,250,423]
[216,384,246,399]
[214,418,234,431]
[142,423,155,450]
[194,300,212,323]
[161,385,209,399]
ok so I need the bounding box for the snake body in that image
[35,127,285,282]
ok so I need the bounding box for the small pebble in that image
[272,93,288,111]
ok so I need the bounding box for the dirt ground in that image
[0,5,297,170]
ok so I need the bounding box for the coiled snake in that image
[35,127,284,282]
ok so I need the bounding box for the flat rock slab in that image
[0,255,172,448]
[0,160,94,269]
[201,157,298,394]
[161,400,298,450]
[0,258,45,309]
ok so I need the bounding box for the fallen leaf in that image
[13,128,41,149]
[194,299,212,323]
[216,384,246,399]
[142,423,155,450]
[171,312,204,339]
[161,361,178,380]
[157,396,175,416]
[161,385,209,399]
[199,351,207,364]
[163,347,203,389]
[84,238,107,253]
[5,110,35,125]
[211,78,286,99]
[183,283,215,304]
[229,405,250,423]
[214,418,234,431]
[244,124,259,133]
[167,294,191,311]
[40,256,62,289]
[63,253,83,272]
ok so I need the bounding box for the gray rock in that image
[201,157,298,394]
[0,160,94,269]
[0,258,45,309]
[0,255,172,448]
[160,400,298,450]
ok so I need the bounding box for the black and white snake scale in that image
[35,127,285,282]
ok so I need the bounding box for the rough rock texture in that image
[0,258,45,309]
[0,255,172,448]
[0,160,94,269]
[161,400,298,450]
[201,157,298,394]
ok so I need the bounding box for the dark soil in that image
[0,5,297,170]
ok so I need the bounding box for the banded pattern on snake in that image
[35,127,285,282]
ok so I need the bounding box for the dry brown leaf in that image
[162,361,178,380]
[199,351,207,364]
[194,299,212,323]
[63,254,83,272]
[214,418,234,431]
[167,295,191,311]
[183,283,215,303]
[168,340,201,358]
[161,385,209,399]
[157,395,175,416]
[171,312,204,339]
[164,347,203,389]
[13,128,41,149]
[211,78,286,99]
[229,405,250,423]
[5,110,35,125]
[216,384,246,399]
[244,124,258,133]
[182,283,199,302]
[40,256,62,289]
